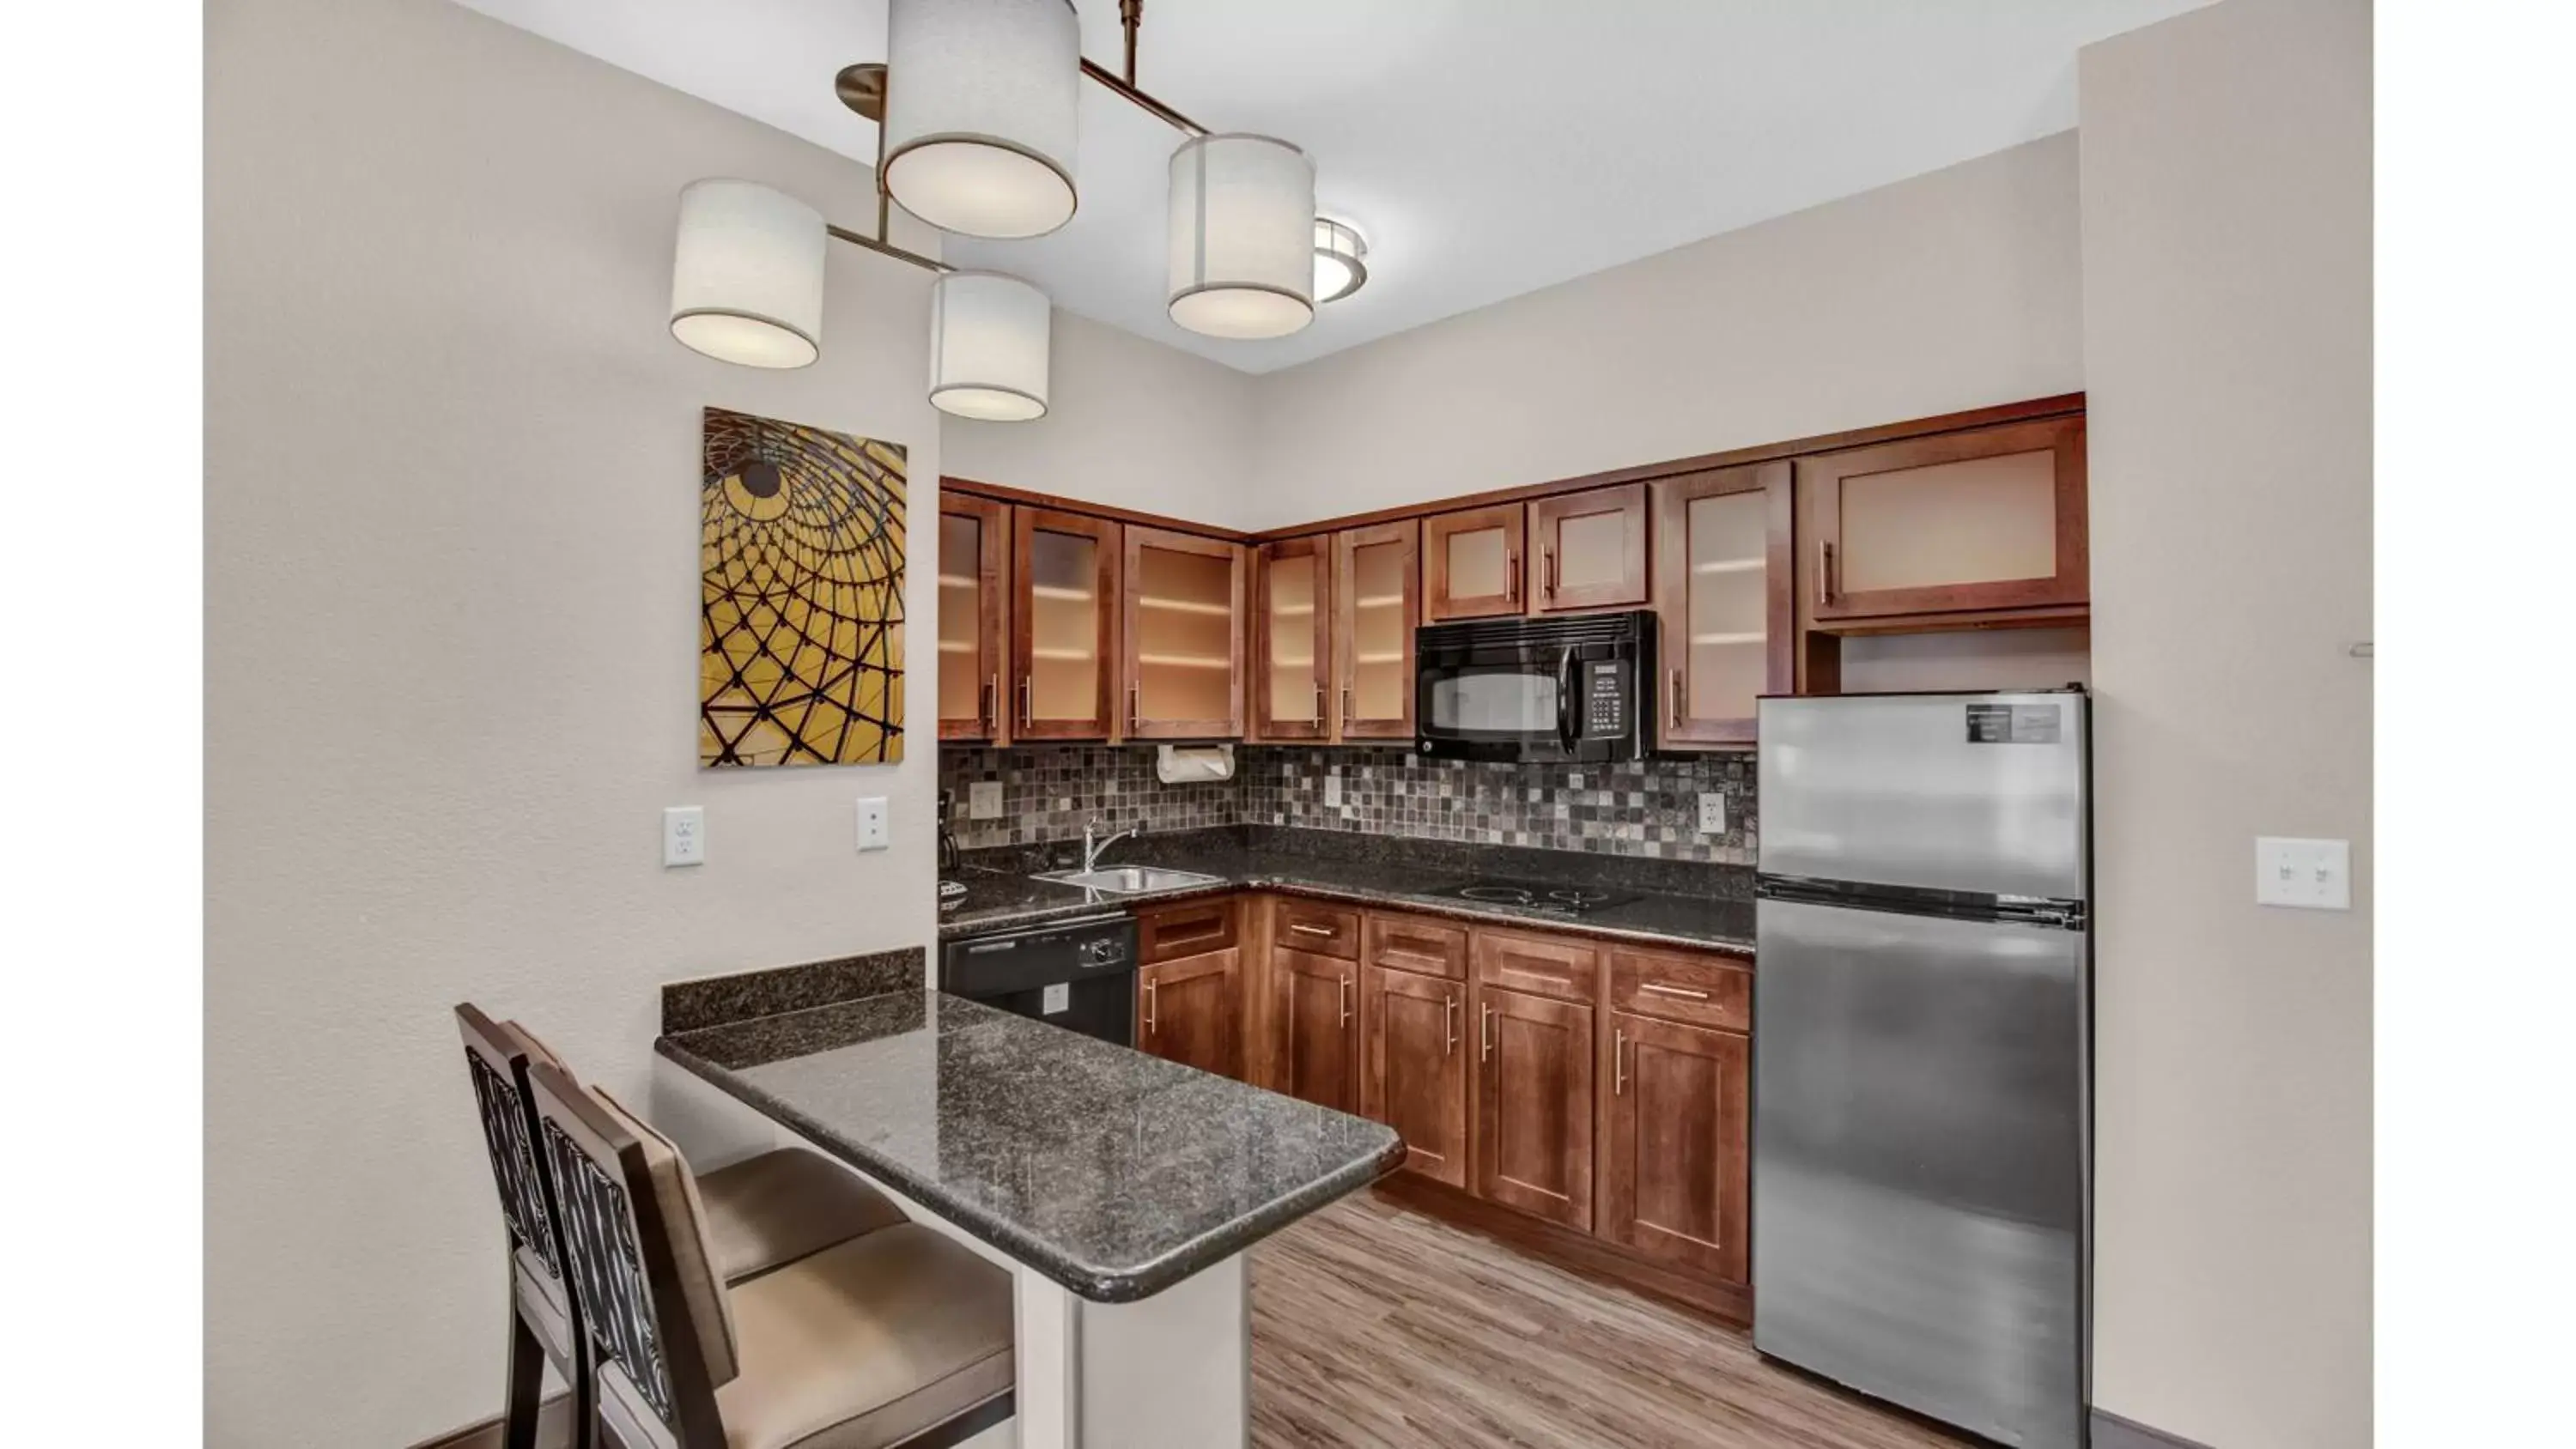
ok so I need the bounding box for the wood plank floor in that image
[1249,1190,1973,1449]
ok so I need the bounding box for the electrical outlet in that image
[1698,793,1728,834]
[854,797,890,852]
[2255,836,2350,910]
[662,806,705,867]
[969,780,1003,820]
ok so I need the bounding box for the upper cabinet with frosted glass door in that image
[1121,526,1246,739]
[1528,484,1649,613]
[1800,417,2088,621]
[1253,537,1331,741]
[1012,507,1121,740]
[1652,464,1790,749]
[938,494,1012,743]
[1423,505,1525,621]
[1334,522,1419,739]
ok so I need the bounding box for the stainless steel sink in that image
[1033,865,1225,894]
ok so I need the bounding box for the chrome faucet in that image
[1082,817,1140,873]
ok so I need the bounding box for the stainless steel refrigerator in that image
[1753,689,2090,1448]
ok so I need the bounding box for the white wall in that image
[1246,134,2086,529]
[2079,1,2373,1445]
[204,2,943,1445]
[940,307,1260,523]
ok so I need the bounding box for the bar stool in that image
[525,1058,1015,1449]
[455,1004,910,1448]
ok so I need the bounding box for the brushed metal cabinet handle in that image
[1128,681,1140,730]
[1669,667,1685,730]
[1144,978,1157,1034]
[1505,549,1520,603]
[1544,548,1558,599]
[1816,540,1837,605]
[1313,681,1325,726]
[1443,994,1458,1056]
[1480,1003,1495,1063]
[1019,677,1032,728]
[1640,981,1712,1001]
[1290,923,1334,938]
[1614,1028,1629,1096]
[985,673,999,734]
[1339,974,1352,1028]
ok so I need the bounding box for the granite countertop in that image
[658,983,1404,1304]
[939,827,1757,954]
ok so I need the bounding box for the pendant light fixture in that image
[1168,134,1316,341]
[1313,218,1370,304]
[880,0,1080,239]
[929,271,1052,421]
[668,179,826,368]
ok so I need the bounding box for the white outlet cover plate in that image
[854,797,890,852]
[663,805,705,867]
[2255,836,2350,910]
[969,780,1004,820]
[1698,792,1727,834]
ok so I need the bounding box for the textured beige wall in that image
[1244,134,2086,530]
[2079,0,2374,1444]
[940,306,1260,521]
[204,1,942,1444]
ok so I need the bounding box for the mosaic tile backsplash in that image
[940,745,1758,864]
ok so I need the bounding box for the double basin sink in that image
[1034,865,1226,894]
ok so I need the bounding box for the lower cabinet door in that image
[1139,949,1243,1081]
[1601,1011,1749,1282]
[1473,985,1595,1230]
[1362,966,1467,1188]
[1279,948,1360,1113]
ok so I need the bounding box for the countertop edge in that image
[940,872,1756,955]
[656,1023,1403,1304]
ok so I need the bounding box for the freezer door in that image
[1753,897,2086,1449]
[1758,692,2087,900]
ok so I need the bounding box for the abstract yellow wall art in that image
[700,407,906,767]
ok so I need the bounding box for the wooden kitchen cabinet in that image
[1252,537,1331,741]
[1473,983,1595,1232]
[1334,522,1419,739]
[1363,963,1467,1188]
[1601,1011,1749,1282]
[1121,525,1245,739]
[1529,484,1649,613]
[1801,415,2088,621]
[1012,507,1121,740]
[1424,505,1526,621]
[1653,463,1790,748]
[1278,948,1360,1114]
[938,494,1012,743]
[1138,949,1243,1081]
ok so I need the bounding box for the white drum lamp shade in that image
[1169,134,1316,340]
[930,271,1051,421]
[883,0,1080,239]
[669,179,826,368]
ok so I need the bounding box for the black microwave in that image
[1416,609,1659,764]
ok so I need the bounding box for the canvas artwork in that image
[700,407,906,767]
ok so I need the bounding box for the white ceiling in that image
[456,0,2203,374]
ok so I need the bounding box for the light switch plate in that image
[2256,836,2350,910]
[662,806,705,867]
[968,780,1003,820]
[854,797,890,852]
[1698,793,1728,834]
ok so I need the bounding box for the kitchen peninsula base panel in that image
[1374,1173,1753,1327]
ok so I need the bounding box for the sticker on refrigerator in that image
[1042,983,1070,1016]
[1965,703,2062,744]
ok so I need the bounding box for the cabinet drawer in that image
[1273,899,1360,960]
[1135,894,1237,966]
[1473,928,1600,1004]
[1364,912,1467,979]
[1608,947,1750,1032]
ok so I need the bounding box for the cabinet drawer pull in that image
[1506,549,1520,603]
[982,674,998,733]
[1816,540,1837,605]
[1019,676,1032,728]
[1443,994,1458,1056]
[1669,668,1684,729]
[1289,922,1336,939]
[1614,1028,1628,1096]
[1639,981,1711,1001]
[1339,974,1352,1027]
[1479,1003,1495,1062]
[1144,979,1158,1034]
[1128,682,1140,730]
[1544,548,1558,599]
[1313,681,1325,725]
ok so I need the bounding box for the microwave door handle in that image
[1556,646,1579,753]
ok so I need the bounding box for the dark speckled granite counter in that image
[658,983,1403,1303]
[939,825,1756,955]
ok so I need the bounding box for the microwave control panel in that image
[1582,661,1626,736]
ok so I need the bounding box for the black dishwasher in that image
[939,912,1139,1046]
